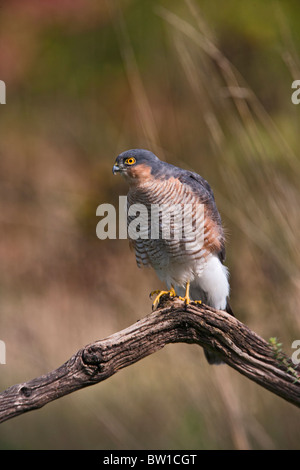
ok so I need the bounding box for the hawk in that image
[112,149,233,364]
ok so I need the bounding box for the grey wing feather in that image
[177,169,226,263]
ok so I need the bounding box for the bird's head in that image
[112,149,162,184]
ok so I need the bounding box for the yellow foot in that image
[179,294,191,305]
[179,281,191,306]
[179,296,202,306]
[150,286,176,310]
[179,295,191,305]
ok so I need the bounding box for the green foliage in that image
[268,337,300,384]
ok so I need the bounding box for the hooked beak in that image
[112,163,120,175]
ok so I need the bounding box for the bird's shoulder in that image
[177,169,214,201]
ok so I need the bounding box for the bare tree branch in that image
[0,298,299,423]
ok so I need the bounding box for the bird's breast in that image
[127,176,223,277]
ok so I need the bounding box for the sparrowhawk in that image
[112,149,233,364]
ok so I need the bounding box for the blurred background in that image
[0,0,299,450]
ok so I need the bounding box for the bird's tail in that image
[203,301,234,365]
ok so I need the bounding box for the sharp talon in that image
[150,285,176,310]
[194,300,202,305]
[149,290,161,298]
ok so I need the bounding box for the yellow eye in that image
[125,157,136,165]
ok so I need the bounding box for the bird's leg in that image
[179,282,202,306]
[150,285,176,310]
[179,281,191,305]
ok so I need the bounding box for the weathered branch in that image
[0,298,299,423]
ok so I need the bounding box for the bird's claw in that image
[150,286,176,310]
[179,295,191,305]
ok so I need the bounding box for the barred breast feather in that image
[127,169,225,288]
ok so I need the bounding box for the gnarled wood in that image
[0,298,299,423]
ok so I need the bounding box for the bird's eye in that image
[125,157,136,165]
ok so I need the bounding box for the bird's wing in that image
[177,169,226,263]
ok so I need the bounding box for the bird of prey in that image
[112,149,233,364]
